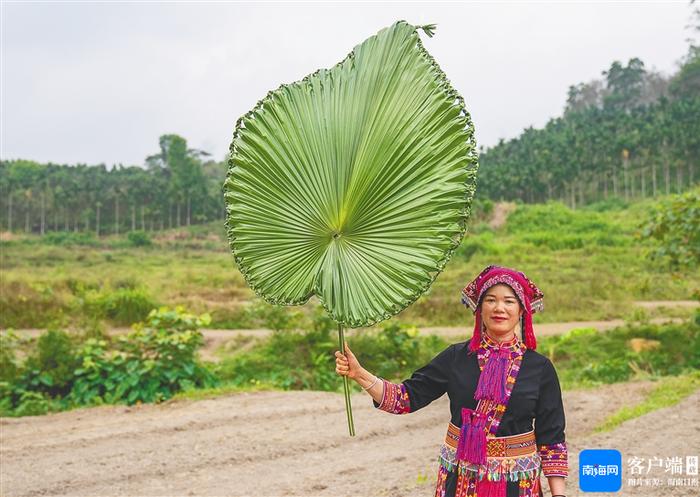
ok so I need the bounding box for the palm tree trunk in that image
[96,203,101,237]
[688,160,694,187]
[40,192,45,235]
[115,196,120,235]
[604,173,609,199]
[7,193,12,232]
[570,182,576,210]
[630,167,636,199]
[652,162,657,197]
[131,206,136,231]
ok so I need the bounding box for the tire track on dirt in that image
[1,393,342,452]
[1,382,657,497]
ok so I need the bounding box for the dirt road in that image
[2,380,698,497]
[5,309,692,364]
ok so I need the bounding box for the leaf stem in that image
[338,322,356,436]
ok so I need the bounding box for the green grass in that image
[168,380,280,402]
[540,319,700,390]
[593,372,700,433]
[1,198,698,330]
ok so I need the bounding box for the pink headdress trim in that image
[461,265,544,352]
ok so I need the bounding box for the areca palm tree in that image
[223,21,479,435]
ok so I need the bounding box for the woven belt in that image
[445,422,536,458]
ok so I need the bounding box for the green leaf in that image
[127,390,139,403]
[38,373,54,386]
[224,20,478,327]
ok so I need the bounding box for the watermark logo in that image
[579,449,622,492]
[627,455,699,488]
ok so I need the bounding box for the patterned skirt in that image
[434,424,543,497]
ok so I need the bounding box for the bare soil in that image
[2,380,698,497]
[489,202,517,230]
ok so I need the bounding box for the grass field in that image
[1,197,698,330]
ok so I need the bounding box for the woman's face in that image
[480,284,523,340]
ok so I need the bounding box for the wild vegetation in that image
[2,299,698,417]
[2,194,699,331]
[1,6,699,420]
[0,307,219,416]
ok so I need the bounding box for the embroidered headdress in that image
[461,265,544,352]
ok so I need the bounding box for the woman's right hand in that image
[335,343,362,380]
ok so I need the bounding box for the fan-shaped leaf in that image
[224,20,478,327]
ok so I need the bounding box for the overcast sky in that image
[1,1,693,168]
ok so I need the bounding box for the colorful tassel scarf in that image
[474,346,510,404]
[456,408,487,465]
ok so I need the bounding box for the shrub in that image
[503,202,630,250]
[243,299,304,332]
[506,202,613,235]
[20,329,82,399]
[640,188,700,269]
[1,329,81,415]
[127,230,152,247]
[214,306,336,390]
[456,231,504,261]
[583,197,629,212]
[11,391,56,417]
[84,287,157,326]
[542,319,700,388]
[0,330,22,384]
[41,232,99,246]
[68,307,219,407]
[1,306,218,416]
[350,323,448,381]
[214,311,449,391]
[0,280,68,328]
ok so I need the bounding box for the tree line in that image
[476,17,700,206]
[2,8,699,235]
[0,135,227,236]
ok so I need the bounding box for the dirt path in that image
[4,312,692,364]
[2,380,697,497]
[489,202,517,229]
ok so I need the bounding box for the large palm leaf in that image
[224,20,478,435]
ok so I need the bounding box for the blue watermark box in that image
[579,449,622,492]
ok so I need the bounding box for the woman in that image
[335,265,568,497]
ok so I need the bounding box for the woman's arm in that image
[354,368,385,404]
[535,359,568,493]
[335,343,384,404]
[335,342,452,414]
[547,475,566,495]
